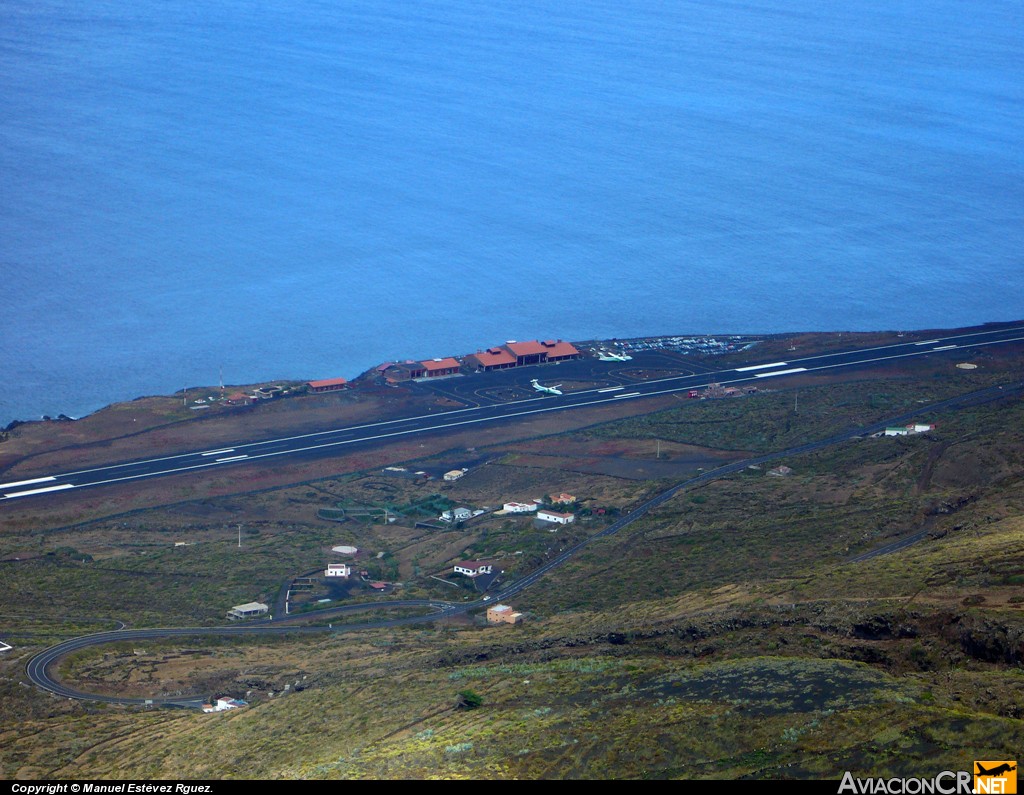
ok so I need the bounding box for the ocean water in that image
[1,0,1022,426]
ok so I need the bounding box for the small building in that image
[308,377,348,393]
[537,509,575,525]
[441,507,473,523]
[381,361,427,381]
[421,357,461,378]
[202,697,247,713]
[885,423,935,437]
[454,561,493,578]
[503,501,538,514]
[465,347,517,372]
[227,602,269,620]
[487,604,523,625]
[253,386,284,400]
[325,563,351,578]
[550,493,576,505]
[226,392,251,405]
[444,468,468,482]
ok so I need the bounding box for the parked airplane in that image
[597,350,633,362]
[531,379,563,396]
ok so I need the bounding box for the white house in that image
[227,602,269,620]
[441,507,473,522]
[444,469,468,482]
[503,501,538,514]
[325,563,351,578]
[202,697,247,713]
[537,509,575,525]
[884,424,935,437]
[453,561,493,577]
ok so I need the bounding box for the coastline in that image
[3,320,1019,439]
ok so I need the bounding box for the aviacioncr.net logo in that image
[838,771,973,794]
[974,761,1017,795]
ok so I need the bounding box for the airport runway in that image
[4,323,1023,503]
[23,373,1024,706]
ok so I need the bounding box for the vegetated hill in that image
[3,374,1024,779]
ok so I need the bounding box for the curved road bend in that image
[26,378,1023,707]
[4,323,1024,502]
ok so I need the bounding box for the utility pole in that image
[238,524,242,548]
[794,390,798,414]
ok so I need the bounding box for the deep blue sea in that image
[2,0,1022,426]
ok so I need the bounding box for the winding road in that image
[23,372,1024,708]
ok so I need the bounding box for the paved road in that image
[24,375,1024,707]
[4,323,1023,503]
[25,600,464,707]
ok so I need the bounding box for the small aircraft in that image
[531,379,563,396]
[597,350,632,362]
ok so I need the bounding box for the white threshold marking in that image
[0,476,55,490]
[735,361,788,372]
[597,386,624,393]
[754,368,808,378]
[201,448,235,457]
[215,455,249,463]
[932,345,957,351]
[4,483,76,499]
[914,340,941,346]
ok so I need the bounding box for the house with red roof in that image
[308,377,348,393]
[537,509,575,526]
[453,561,494,578]
[420,357,461,377]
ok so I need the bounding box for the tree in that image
[455,689,483,710]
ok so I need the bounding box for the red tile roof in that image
[469,349,516,367]
[421,357,460,372]
[504,340,548,357]
[542,340,580,358]
[308,377,348,388]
